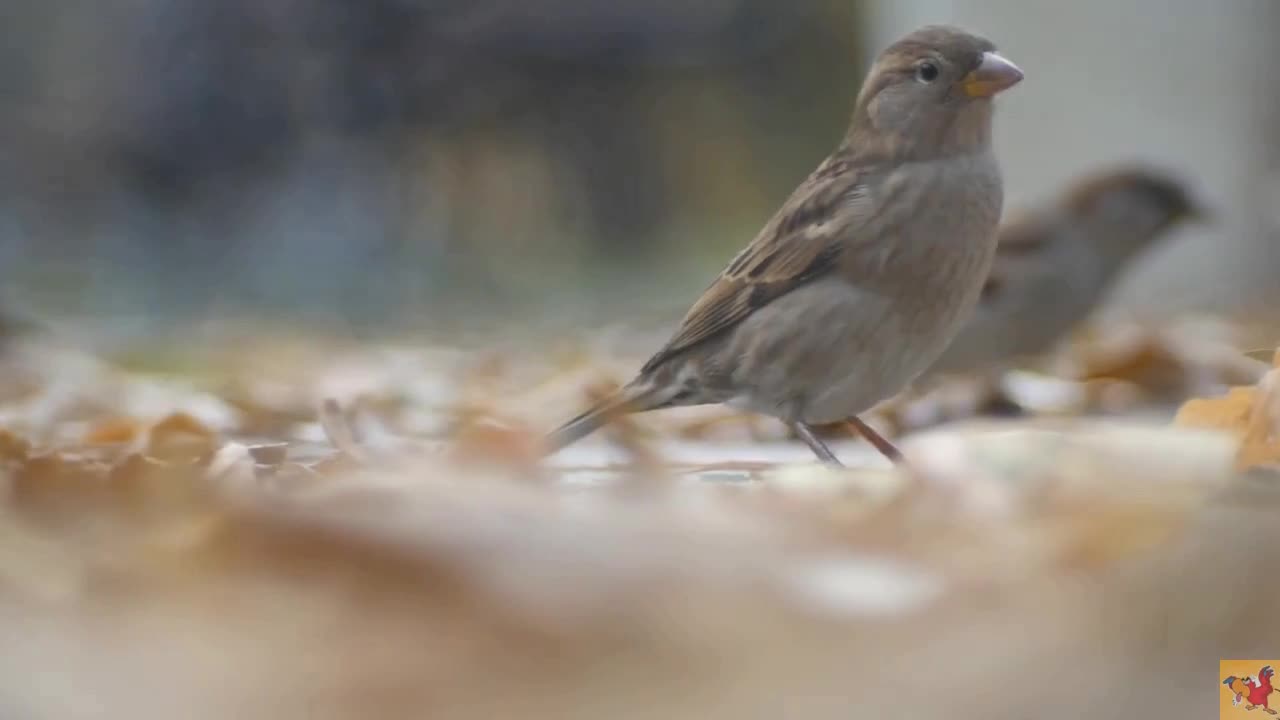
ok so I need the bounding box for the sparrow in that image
[926,167,1203,383]
[545,25,1023,465]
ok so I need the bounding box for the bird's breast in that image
[878,153,1003,314]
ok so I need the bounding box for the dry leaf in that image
[146,412,218,463]
[0,318,1273,720]
[1174,346,1280,471]
[83,417,141,445]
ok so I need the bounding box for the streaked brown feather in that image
[640,152,877,375]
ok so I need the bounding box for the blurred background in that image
[1,10,1278,718]
[1,0,1277,343]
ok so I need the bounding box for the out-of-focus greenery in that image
[0,0,863,334]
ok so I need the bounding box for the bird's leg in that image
[845,415,905,465]
[791,422,844,467]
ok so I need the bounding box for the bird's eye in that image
[915,62,939,83]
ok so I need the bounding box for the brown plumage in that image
[928,167,1203,379]
[546,25,1023,465]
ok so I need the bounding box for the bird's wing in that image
[640,154,883,375]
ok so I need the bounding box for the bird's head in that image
[1225,676,1239,686]
[1060,167,1206,258]
[1064,168,1204,225]
[851,25,1023,158]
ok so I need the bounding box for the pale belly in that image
[717,272,987,424]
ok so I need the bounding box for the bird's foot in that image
[793,417,906,468]
[845,416,905,465]
[791,422,846,467]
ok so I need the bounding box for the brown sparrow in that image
[545,25,1023,465]
[927,167,1203,384]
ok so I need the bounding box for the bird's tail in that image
[544,381,671,455]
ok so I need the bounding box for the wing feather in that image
[640,154,880,375]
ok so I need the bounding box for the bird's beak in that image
[963,52,1024,97]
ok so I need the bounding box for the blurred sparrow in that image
[545,25,1023,465]
[926,167,1203,389]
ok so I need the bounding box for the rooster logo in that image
[1224,665,1277,714]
